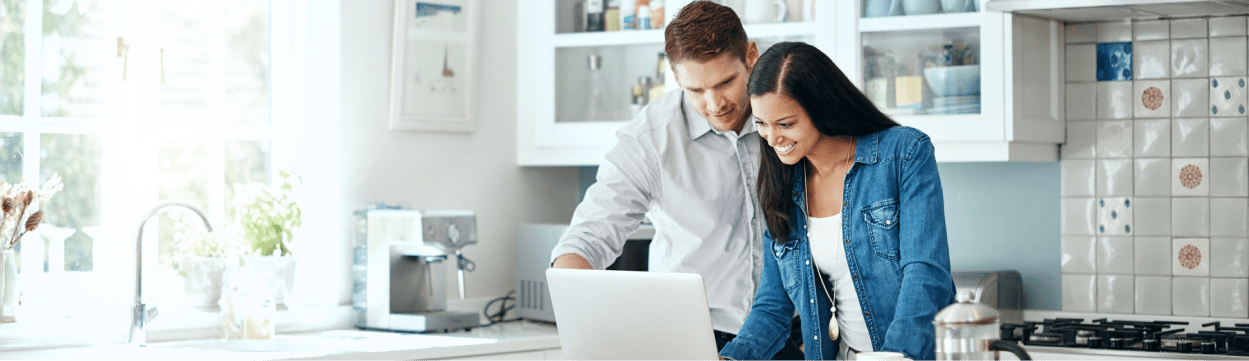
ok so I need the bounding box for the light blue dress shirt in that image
[551,89,764,334]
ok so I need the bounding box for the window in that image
[0,0,276,318]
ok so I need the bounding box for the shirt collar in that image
[682,91,757,140]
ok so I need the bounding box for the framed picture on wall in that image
[388,0,479,132]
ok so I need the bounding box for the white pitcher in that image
[743,0,786,24]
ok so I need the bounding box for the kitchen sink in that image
[148,338,328,352]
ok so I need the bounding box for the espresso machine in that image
[352,209,480,332]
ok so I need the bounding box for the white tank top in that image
[807,214,873,352]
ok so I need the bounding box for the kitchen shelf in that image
[859,12,981,32]
[553,22,820,48]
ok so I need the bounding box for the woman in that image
[718,42,956,360]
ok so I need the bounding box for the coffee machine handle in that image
[989,340,1031,361]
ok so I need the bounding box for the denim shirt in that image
[719,126,956,360]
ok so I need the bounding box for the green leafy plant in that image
[231,171,302,257]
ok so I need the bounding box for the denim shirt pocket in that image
[862,199,901,261]
[772,235,802,291]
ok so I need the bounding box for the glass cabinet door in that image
[861,27,980,116]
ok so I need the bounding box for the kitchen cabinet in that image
[517,0,833,166]
[832,0,1066,162]
[517,0,1065,165]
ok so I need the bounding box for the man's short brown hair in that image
[664,1,749,65]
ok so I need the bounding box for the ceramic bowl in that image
[924,65,981,97]
[902,0,941,15]
[941,0,975,13]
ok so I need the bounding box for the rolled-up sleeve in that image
[550,132,661,270]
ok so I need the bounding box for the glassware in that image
[1,249,16,322]
[581,54,615,121]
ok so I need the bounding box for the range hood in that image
[985,0,1249,22]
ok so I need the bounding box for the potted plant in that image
[231,171,302,306]
[172,218,242,307]
[0,174,63,321]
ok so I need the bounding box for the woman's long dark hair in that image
[752,42,900,242]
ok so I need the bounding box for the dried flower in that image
[24,211,42,232]
[1,197,11,214]
[20,190,32,207]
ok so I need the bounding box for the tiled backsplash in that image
[1061,18,1249,318]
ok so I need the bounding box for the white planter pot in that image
[183,256,230,307]
[241,256,297,306]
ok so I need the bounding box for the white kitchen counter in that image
[0,321,561,360]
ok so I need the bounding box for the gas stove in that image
[1002,318,1249,358]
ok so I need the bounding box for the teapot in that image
[932,290,1032,360]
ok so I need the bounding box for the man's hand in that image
[551,253,593,269]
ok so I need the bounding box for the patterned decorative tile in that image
[1067,83,1096,120]
[1062,237,1097,274]
[1210,16,1249,37]
[1067,44,1097,82]
[1133,119,1171,157]
[1172,18,1209,39]
[1134,80,1171,118]
[1173,198,1211,237]
[1172,78,1210,117]
[1063,274,1098,312]
[1171,118,1210,157]
[1064,121,1097,159]
[1133,41,1171,80]
[1097,198,1134,236]
[1173,276,1211,316]
[1172,158,1210,196]
[1062,198,1098,236]
[1209,37,1248,76]
[1210,197,1249,237]
[1210,238,1249,277]
[1210,118,1249,156]
[1210,157,1249,197]
[1135,236,1172,275]
[1098,120,1133,157]
[1098,274,1134,314]
[1135,276,1172,315]
[1097,82,1134,119]
[1174,238,1211,276]
[1098,159,1133,196]
[1133,198,1171,236]
[1062,160,1096,197]
[1134,158,1171,196]
[1209,77,1248,117]
[1211,278,1249,318]
[1098,236,1134,272]
[1172,39,1209,78]
[1097,42,1133,81]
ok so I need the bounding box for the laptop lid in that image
[545,268,719,360]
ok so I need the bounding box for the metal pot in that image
[933,290,1031,360]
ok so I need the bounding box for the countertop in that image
[0,320,561,360]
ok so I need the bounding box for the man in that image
[549,1,801,358]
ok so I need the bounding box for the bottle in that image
[621,0,637,30]
[637,4,652,30]
[605,0,621,31]
[631,84,644,116]
[649,52,666,101]
[649,0,665,29]
[640,76,653,105]
[586,0,605,32]
[582,54,614,121]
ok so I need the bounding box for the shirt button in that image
[814,335,818,341]
[806,260,810,265]
[885,220,891,225]
[852,274,859,280]
[864,312,871,317]
[804,224,808,229]
[810,299,814,303]
[844,239,849,244]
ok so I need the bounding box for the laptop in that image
[545,268,720,360]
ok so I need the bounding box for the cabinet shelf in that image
[859,12,981,32]
[553,22,819,48]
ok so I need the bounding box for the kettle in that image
[933,290,1032,360]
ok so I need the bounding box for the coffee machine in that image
[352,209,480,332]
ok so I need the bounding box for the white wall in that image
[338,1,580,304]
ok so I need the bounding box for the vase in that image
[241,256,297,306]
[1,249,17,322]
[183,256,230,307]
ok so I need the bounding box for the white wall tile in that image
[1098,21,1133,42]
[1135,276,1172,315]
[1135,19,1170,41]
[1067,83,1096,120]
[1210,118,1248,156]
[1063,159,1096,197]
[1064,274,1098,312]
[1172,18,1209,39]
[1172,158,1211,196]
[1210,16,1249,37]
[1211,37,1249,76]
[1172,118,1210,157]
[1173,276,1211,316]
[1064,121,1097,159]
[1210,157,1249,197]
[1098,120,1134,158]
[1135,158,1171,196]
[1210,238,1249,277]
[1067,44,1097,82]
[1098,274,1134,313]
[1211,278,1249,318]
[1099,159,1133,196]
[1097,82,1134,119]
[1173,198,1211,237]
[1063,236,1097,274]
[1133,119,1171,157]
[1173,78,1210,117]
[1174,238,1211,276]
[1067,23,1097,44]
[1098,236,1134,273]
[1172,39,1209,78]
[1210,77,1248,117]
[1134,41,1171,80]
[1063,198,1098,236]
[1211,197,1249,237]
[1133,198,1171,236]
[1135,236,1172,275]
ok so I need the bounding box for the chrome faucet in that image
[130,200,212,346]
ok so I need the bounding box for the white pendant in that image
[829,306,839,340]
